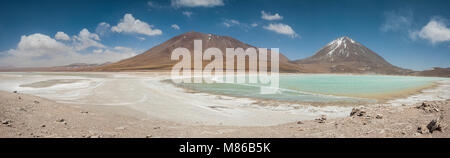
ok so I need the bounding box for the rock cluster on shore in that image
[416,102,441,113]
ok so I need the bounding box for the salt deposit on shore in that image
[0,72,352,126]
[388,80,450,106]
[0,72,448,126]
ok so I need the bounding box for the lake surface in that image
[174,74,447,104]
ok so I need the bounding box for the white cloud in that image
[0,32,137,67]
[261,11,283,21]
[147,1,163,8]
[223,19,240,28]
[381,9,413,32]
[410,18,450,44]
[93,49,104,53]
[111,13,162,36]
[230,19,239,25]
[182,11,193,17]
[114,46,135,53]
[95,22,111,36]
[73,28,105,51]
[263,23,298,38]
[171,0,224,8]
[171,24,181,30]
[223,22,231,27]
[55,32,70,41]
[10,33,73,58]
[251,23,258,27]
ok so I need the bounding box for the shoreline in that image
[1,89,449,138]
[168,75,446,107]
[1,71,450,137]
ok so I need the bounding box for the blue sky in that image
[0,0,449,70]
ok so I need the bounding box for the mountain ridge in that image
[5,32,447,77]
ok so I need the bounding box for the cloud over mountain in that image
[410,18,450,44]
[0,30,137,67]
[73,29,105,50]
[381,9,413,32]
[171,24,181,30]
[111,13,162,36]
[263,23,298,38]
[261,11,283,21]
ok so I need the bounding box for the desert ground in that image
[0,72,449,138]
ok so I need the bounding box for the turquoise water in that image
[174,75,447,103]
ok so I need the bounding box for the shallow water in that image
[175,74,447,103]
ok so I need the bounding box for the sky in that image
[0,0,449,70]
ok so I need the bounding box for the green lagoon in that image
[175,74,447,104]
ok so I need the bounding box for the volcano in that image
[295,36,412,74]
[93,31,302,72]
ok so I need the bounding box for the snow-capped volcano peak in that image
[327,36,356,47]
[324,36,362,57]
[297,36,394,66]
[295,36,411,74]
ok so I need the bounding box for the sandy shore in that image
[0,72,449,138]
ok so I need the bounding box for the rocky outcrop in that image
[416,102,441,113]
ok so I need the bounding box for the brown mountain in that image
[415,67,450,77]
[0,63,107,72]
[295,37,412,75]
[92,31,302,72]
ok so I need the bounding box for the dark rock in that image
[296,121,304,124]
[34,100,40,104]
[350,108,366,117]
[13,91,17,93]
[18,108,27,112]
[376,114,383,119]
[315,115,327,123]
[1,119,12,125]
[427,118,442,133]
[417,102,440,113]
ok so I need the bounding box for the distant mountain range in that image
[414,67,450,77]
[0,62,109,72]
[1,31,448,77]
